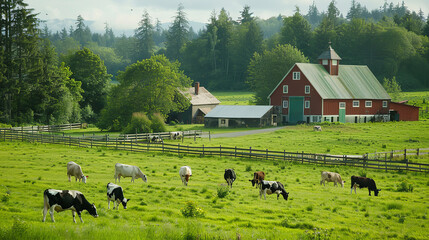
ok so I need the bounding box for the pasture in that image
[0,140,428,239]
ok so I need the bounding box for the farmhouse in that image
[175,82,220,124]
[204,105,275,128]
[268,44,392,124]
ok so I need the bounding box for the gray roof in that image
[204,105,273,119]
[180,86,220,106]
[318,46,342,60]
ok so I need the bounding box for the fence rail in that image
[1,128,428,173]
[4,123,85,132]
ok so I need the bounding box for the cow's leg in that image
[131,177,134,183]
[368,189,371,196]
[264,190,267,200]
[49,206,55,222]
[108,198,110,209]
[68,175,71,182]
[77,211,84,223]
[42,206,48,222]
[72,211,77,223]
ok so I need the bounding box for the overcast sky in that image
[27,0,429,33]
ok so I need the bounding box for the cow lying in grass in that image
[259,180,289,200]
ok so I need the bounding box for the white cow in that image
[67,161,87,183]
[320,171,345,187]
[170,131,183,140]
[114,163,147,183]
[179,166,192,186]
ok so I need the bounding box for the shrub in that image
[245,165,252,172]
[358,170,367,177]
[217,185,229,198]
[385,202,403,210]
[1,193,10,203]
[150,113,166,132]
[181,201,204,218]
[123,112,152,134]
[396,180,414,192]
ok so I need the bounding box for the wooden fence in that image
[1,128,428,173]
[366,148,429,161]
[8,123,85,132]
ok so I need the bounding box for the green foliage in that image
[97,55,191,131]
[383,76,402,101]
[216,185,229,198]
[180,201,204,218]
[247,44,309,104]
[301,228,332,240]
[396,180,414,192]
[150,113,166,133]
[123,112,152,134]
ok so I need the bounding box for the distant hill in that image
[40,18,207,36]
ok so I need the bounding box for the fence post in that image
[202,144,205,156]
[249,147,252,159]
[194,131,196,142]
[178,144,180,156]
[220,145,222,157]
[385,153,387,172]
[344,155,347,166]
[301,151,304,163]
[131,139,133,152]
[209,131,211,141]
[266,149,268,160]
[404,149,407,161]
[235,146,237,158]
[283,150,286,161]
[162,141,164,153]
[417,148,420,156]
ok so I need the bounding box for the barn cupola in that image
[318,42,341,76]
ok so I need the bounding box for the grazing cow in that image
[320,171,345,187]
[179,166,192,186]
[150,135,163,143]
[314,126,322,131]
[114,163,147,183]
[249,171,265,188]
[107,183,130,210]
[224,169,236,188]
[67,161,87,183]
[170,131,183,140]
[42,189,98,223]
[259,180,289,200]
[351,176,381,196]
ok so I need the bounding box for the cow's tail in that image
[43,189,50,209]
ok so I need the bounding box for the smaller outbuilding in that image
[204,105,276,128]
[389,101,420,121]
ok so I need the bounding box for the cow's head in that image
[340,181,345,188]
[88,203,98,218]
[142,174,148,183]
[82,175,88,184]
[374,189,381,196]
[281,191,289,200]
[249,179,256,187]
[122,198,130,209]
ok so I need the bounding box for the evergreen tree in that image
[280,8,312,57]
[166,4,189,61]
[134,10,155,61]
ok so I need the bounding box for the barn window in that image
[283,100,288,108]
[322,59,328,65]
[293,72,300,80]
[305,85,310,94]
[283,85,288,93]
[339,102,346,109]
[221,119,226,124]
[365,101,372,108]
[305,100,310,109]
[332,60,338,66]
[383,101,388,108]
[353,100,359,107]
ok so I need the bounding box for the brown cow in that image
[249,171,265,188]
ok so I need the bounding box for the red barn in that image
[268,45,391,124]
[389,101,420,121]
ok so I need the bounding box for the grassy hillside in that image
[0,140,428,239]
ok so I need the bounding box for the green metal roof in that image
[296,63,391,100]
[318,46,342,60]
[204,105,273,119]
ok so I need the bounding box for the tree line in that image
[1,0,429,128]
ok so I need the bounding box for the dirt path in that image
[202,126,286,139]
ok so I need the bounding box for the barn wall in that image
[323,99,390,115]
[389,102,419,121]
[191,104,218,123]
[270,64,323,122]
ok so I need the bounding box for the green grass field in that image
[0,140,428,239]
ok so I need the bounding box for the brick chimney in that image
[194,82,200,95]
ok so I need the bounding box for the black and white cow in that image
[150,135,163,143]
[259,180,289,200]
[351,176,381,196]
[224,169,236,188]
[43,189,98,223]
[107,183,130,210]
